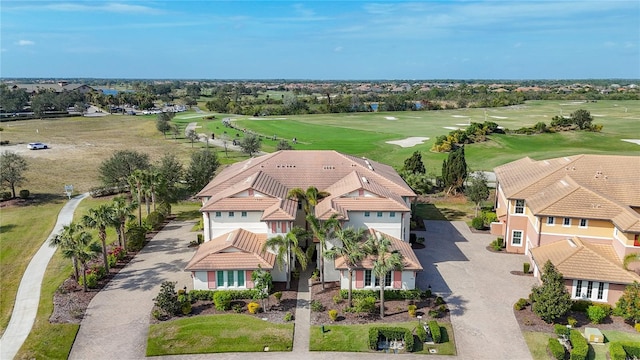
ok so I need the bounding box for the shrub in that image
[283,312,293,322]
[273,291,283,303]
[514,298,529,311]
[213,291,232,311]
[587,305,607,324]
[592,303,612,315]
[181,300,192,315]
[368,327,414,352]
[247,302,261,314]
[423,289,432,299]
[188,290,214,301]
[18,189,30,199]
[153,281,180,316]
[81,272,99,288]
[341,289,423,301]
[410,233,417,243]
[416,237,425,244]
[482,211,497,226]
[435,296,445,305]
[619,341,640,357]
[408,304,417,317]
[232,303,244,313]
[428,320,442,343]
[471,216,485,230]
[636,323,640,333]
[523,262,530,274]
[310,299,324,312]
[548,338,566,360]
[569,329,589,360]
[90,265,106,279]
[145,211,165,230]
[1,191,12,200]
[609,342,626,360]
[428,309,440,318]
[353,296,376,314]
[491,237,504,251]
[554,324,570,337]
[197,234,203,244]
[416,323,427,342]
[126,224,148,252]
[157,202,171,216]
[567,316,578,327]
[333,294,343,304]
[328,309,338,321]
[571,300,592,313]
[107,254,117,268]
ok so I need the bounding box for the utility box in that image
[584,327,604,343]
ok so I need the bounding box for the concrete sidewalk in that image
[292,266,313,352]
[69,220,196,360]
[0,193,89,360]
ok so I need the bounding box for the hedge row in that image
[548,338,565,360]
[368,327,414,352]
[416,323,427,342]
[569,330,589,360]
[609,341,640,360]
[428,320,442,343]
[341,289,426,301]
[213,289,260,311]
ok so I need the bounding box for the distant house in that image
[10,81,95,95]
[186,150,423,290]
[493,154,640,304]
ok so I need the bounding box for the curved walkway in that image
[0,192,89,360]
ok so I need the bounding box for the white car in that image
[27,142,48,150]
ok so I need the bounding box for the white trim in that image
[539,232,613,240]
[571,279,609,302]
[563,217,571,227]
[514,199,525,214]
[511,230,523,247]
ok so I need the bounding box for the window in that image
[575,280,582,298]
[217,271,224,287]
[298,201,302,210]
[228,270,234,285]
[241,211,247,217]
[563,217,571,227]
[635,234,640,247]
[579,219,588,228]
[547,217,555,225]
[377,211,383,217]
[514,200,525,214]
[364,211,370,217]
[512,230,523,246]
[364,270,373,287]
[228,212,235,217]
[586,281,593,298]
[384,272,392,287]
[597,282,604,300]
[390,212,396,218]
[217,270,245,288]
[215,211,221,217]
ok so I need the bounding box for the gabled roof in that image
[530,237,640,284]
[494,155,640,232]
[185,229,275,271]
[333,229,423,271]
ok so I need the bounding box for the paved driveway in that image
[414,221,537,360]
[69,221,196,360]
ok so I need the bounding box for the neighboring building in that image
[493,154,640,304]
[186,150,422,290]
[9,81,95,95]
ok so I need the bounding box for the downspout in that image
[537,216,542,248]
[505,199,511,250]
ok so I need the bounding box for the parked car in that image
[27,142,48,150]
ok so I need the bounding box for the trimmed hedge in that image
[188,290,215,301]
[569,330,589,360]
[548,338,566,360]
[416,323,427,342]
[341,289,424,301]
[428,320,442,343]
[368,327,414,352]
[609,342,626,360]
[213,289,259,311]
[571,300,592,312]
[587,305,607,324]
[621,341,640,358]
[554,324,570,337]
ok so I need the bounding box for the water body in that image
[98,89,134,95]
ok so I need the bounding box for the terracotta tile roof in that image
[495,155,640,231]
[185,229,275,271]
[333,229,423,271]
[530,237,640,284]
[201,197,279,212]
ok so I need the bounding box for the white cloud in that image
[17,40,34,46]
[12,2,163,15]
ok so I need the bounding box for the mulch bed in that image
[309,281,450,326]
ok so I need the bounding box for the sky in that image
[1,1,639,80]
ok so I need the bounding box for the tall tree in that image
[128,170,145,226]
[262,227,309,290]
[276,139,293,151]
[50,222,89,281]
[571,109,593,130]
[239,133,261,156]
[402,151,426,174]
[185,148,220,193]
[0,151,28,198]
[111,196,136,250]
[82,204,116,272]
[186,129,199,148]
[465,172,490,217]
[324,227,369,307]
[441,146,468,195]
[99,150,150,188]
[66,235,101,292]
[365,234,404,318]
[615,281,640,324]
[288,186,330,216]
[156,113,172,137]
[155,153,183,203]
[306,214,340,289]
[530,260,572,323]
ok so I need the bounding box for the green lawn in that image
[524,330,640,360]
[146,314,294,355]
[309,321,456,355]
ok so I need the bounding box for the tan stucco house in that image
[492,154,640,304]
[186,150,423,290]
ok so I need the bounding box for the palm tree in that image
[128,170,145,226]
[288,186,330,216]
[70,240,102,292]
[262,227,309,289]
[146,170,165,213]
[83,204,116,272]
[306,213,340,289]
[324,227,369,307]
[111,196,136,250]
[365,233,404,319]
[50,222,86,281]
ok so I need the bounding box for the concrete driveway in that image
[69,220,197,360]
[414,221,537,360]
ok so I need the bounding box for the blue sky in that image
[1,1,638,80]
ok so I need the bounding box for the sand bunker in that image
[490,116,508,119]
[592,114,604,117]
[451,115,469,118]
[385,116,398,120]
[386,137,429,148]
[622,139,640,145]
[443,126,459,130]
[456,123,470,126]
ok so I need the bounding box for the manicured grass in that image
[0,201,64,335]
[309,321,456,355]
[146,314,294,355]
[523,329,640,360]
[172,201,204,221]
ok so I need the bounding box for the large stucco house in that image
[492,154,640,304]
[186,150,423,291]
